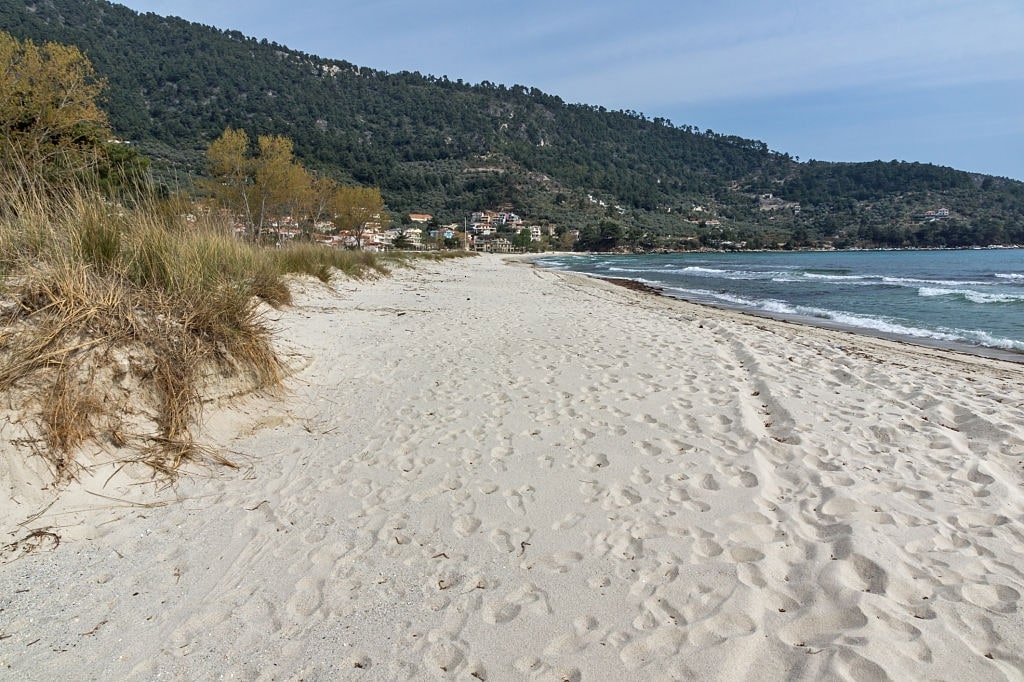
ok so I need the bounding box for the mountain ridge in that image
[3,0,1023,248]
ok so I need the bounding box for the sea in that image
[536,249,1024,361]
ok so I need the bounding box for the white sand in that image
[2,253,1024,681]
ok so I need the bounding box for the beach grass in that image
[0,173,469,480]
[383,249,476,264]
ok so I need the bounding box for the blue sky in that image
[116,0,1024,180]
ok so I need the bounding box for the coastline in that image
[527,251,1024,365]
[603,271,1024,365]
[2,253,1023,680]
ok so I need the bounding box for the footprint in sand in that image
[492,583,552,623]
[424,637,466,676]
[956,512,1010,529]
[542,631,589,657]
[504,486,533,515]
[579,479,604,503]
[619,626,686,669]
[530,551,583,574]
[681,496,711,513]
[961,583,1020,613]
[605,529,644,560]
[964,465,995,486]
[482,599,522,624]
[631,467,653,485]
[579,452,609,470]
[488,529,514,553]
[836,649,890,682]
[552,511,585,530]
[452,514,481,538]
[604,482,642,508]
[735,562,767,588]
[637,441,663,457]
[692,537,724,559]
[513,658,582,682]
[348,477,375,498]
[727,545,766,563]
[732,471,759,488]
[838,553,889,594]
[573,427,595,442]
[699,474,719,491]
[286,575,324,618]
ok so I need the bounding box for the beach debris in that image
[2,528,60,558]
[80,619,109,637]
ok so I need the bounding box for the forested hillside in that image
[4,0,1023,248]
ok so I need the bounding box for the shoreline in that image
[549,263,1024,378]
[600,272,1024,365]
[2,253,1023,680]
[525,253,1024,366]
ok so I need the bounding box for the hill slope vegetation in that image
[3,0,1023,248]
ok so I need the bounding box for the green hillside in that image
[3,0,1023,248]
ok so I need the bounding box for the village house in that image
[499,212,523,227]
[408,213,433,224]
[266,226,301,241]
[759,193,801,214]
[428,226,457,240]
[467,208,554,251]
[470,210,523,232]
[470,211,493,225]
[404,227,423,248]
[922,208,951,220]
[479,237,512,253]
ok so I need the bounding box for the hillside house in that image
[480,237,512,253]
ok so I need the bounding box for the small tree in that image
[252,134,309,239]
[306,173,338,228]
[391,230,413,250]
[0,30,112,183]
[205,128,309,241]
[205,127,253,227]
[511,227,532,250]
[330,185,387,249]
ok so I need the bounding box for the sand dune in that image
[2,253,1023,680]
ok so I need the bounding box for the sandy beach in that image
[2,253,1023,681]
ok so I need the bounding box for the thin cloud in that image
[530,0,1024,107]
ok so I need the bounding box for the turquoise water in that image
[537,249,1024,357]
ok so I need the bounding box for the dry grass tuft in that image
[381,250,477,269]
[136,437,237,478]
[1,169,472,484]
[270,242,391,282]
[0,176,291,480]
[40,366,105,472]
